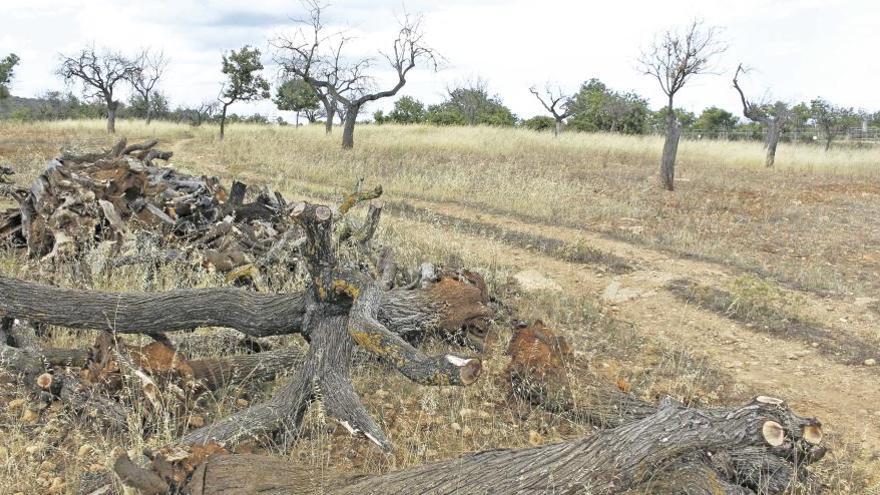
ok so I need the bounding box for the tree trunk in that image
[324,103,335,134]
[183,396,825,495]
[219,104,229,140]
[554,119,563,137]
[107,100,118,134]
[765,119,780,167]
[342,105,359,149]
[660,109,681,191]
[145,92,153,125]
[295,111,300,127]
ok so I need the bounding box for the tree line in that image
[0,6,875,189]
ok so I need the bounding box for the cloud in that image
[2,0,878,120]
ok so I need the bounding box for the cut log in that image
[181,396,825,495]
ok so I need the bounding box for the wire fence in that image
[680,128,880,146]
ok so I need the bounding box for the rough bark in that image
[341,105,359,149]
[106,100,118,134]
[184,396,825,495]
[220,104,229,140]
[661,110,681,191]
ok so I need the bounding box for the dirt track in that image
[179,138,880,462]
[384,196,880,454]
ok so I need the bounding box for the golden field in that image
[1,119,879,493]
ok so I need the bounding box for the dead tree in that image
[274,1,438,148]
[57,46,140,133]
[732,64,788,168]
[113,394,824,494]
[529,84,572,136]
[638,21,725,190]
[128,49,169,125]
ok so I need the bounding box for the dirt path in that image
[171,141,880,456]
[390,197,880,452]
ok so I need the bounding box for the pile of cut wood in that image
[0,138,294,273]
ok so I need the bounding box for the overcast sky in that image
[1,0,877,121]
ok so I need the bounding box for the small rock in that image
[811,342,819,348]
[188,415,205,428]
[450,422,461,432]
[77,444,94,457]
[39,460,56,472]
[864,358,877,367]
[235,398,249,407]
[25,444,42,455]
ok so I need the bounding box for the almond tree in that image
[274,1,438,148]
[638,21,725,190]
[217,46,270,140]
[129,49,169,125]
[58,47,140,133]
[529,84,572,136]
[732,64,789,167]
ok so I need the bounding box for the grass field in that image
[1,119,879,493]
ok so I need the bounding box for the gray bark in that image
[183,396,825,495]
[342,105,359,149]
[660,111,682,191]
[106,100,118,134]
[765,121,780,167]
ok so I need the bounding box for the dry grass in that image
[0,119,877,493]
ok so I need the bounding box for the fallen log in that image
[171,396,824,495]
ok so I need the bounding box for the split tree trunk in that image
[660,110,682,191]
[554,119,563,137]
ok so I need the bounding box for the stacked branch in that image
[0,179,495,491]
[0,138,295,274]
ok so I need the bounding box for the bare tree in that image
[529,84,572,136]
[274,1,438,148]
[57,46,140,133]
[638,21,725,190]
[128,49,169,125]
[732,64,789,167]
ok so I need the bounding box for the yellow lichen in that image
[331,279,360,299]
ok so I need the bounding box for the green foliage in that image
[427,86,516,127]
[694,106,739,133]
[388,96,426,124]
[274,78,319,114]
[648,107,696,133]
[810,98,859,148]
[567,79,649,134]
[522,115,556,132]
[373,110,387,124]
[219,46,270,105]
[126,92,170,120]
[425,104,467,126]
[0,53,19,99]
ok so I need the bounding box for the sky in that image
[1,0,877,122]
